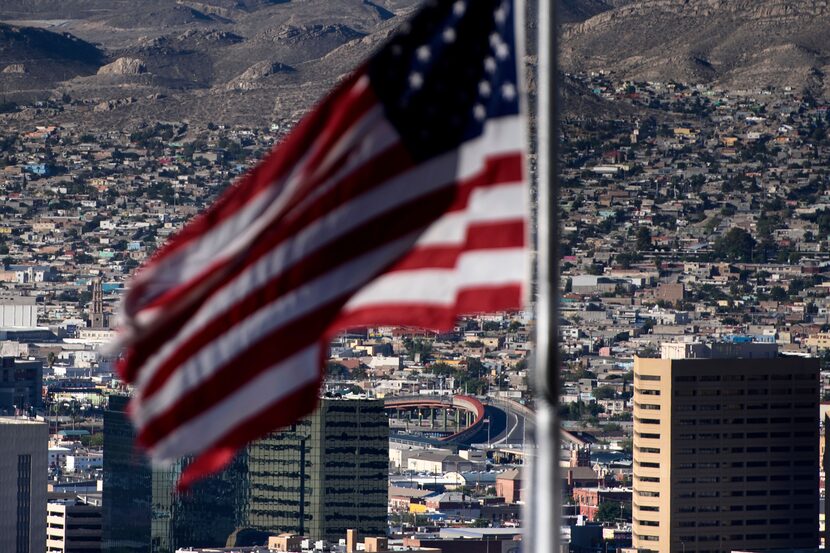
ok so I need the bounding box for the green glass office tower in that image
[245,398,390,541]
[103,396,389,552]
[102,395,246,553]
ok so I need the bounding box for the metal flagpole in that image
[527,0,561,552]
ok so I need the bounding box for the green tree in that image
[592,386,616,400]
[595,501,631,524]
[713,227,756,262]
[635,226,652,251]
[615,251,641,269]
[429,362,455,377]
[325,362,350,379]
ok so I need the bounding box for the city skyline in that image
[3,1,830,553]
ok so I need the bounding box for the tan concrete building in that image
[46,499,102,552]
[632,354,819,553]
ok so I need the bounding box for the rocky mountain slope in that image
[4,0,830,127]
[0,23,104,100]
[562,0,830,95]
[0,0,420,126]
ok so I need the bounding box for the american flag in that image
[117,0,527,489]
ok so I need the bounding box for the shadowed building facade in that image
[102,395,247,553]
[103,396,388,552]
[0,418,48,553]
[245,398,389,541]
[632,354,819,553]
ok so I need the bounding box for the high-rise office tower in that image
[102,395,246,553]
[0,418,48,553]
[103,396,388,552]
[632,346,819,553]
[245,397,389,542]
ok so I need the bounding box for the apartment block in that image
[632,354,819,553]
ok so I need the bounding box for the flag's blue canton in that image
[369,0,520,161]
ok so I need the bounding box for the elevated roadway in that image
[385,394,534,448]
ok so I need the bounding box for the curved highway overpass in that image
[384,394,486,443]
[385,395,534,447]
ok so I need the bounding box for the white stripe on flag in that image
[343,248,526,309]
[415,182,525,246]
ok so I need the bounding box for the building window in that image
[637,519,660,527]
[17,454,31,553]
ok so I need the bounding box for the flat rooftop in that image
[0,416,47,425]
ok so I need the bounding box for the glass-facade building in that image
[245,398,389,541]
[103,396,389,552]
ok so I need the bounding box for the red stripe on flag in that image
[389,220,525,271]
[442,154,523,213]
